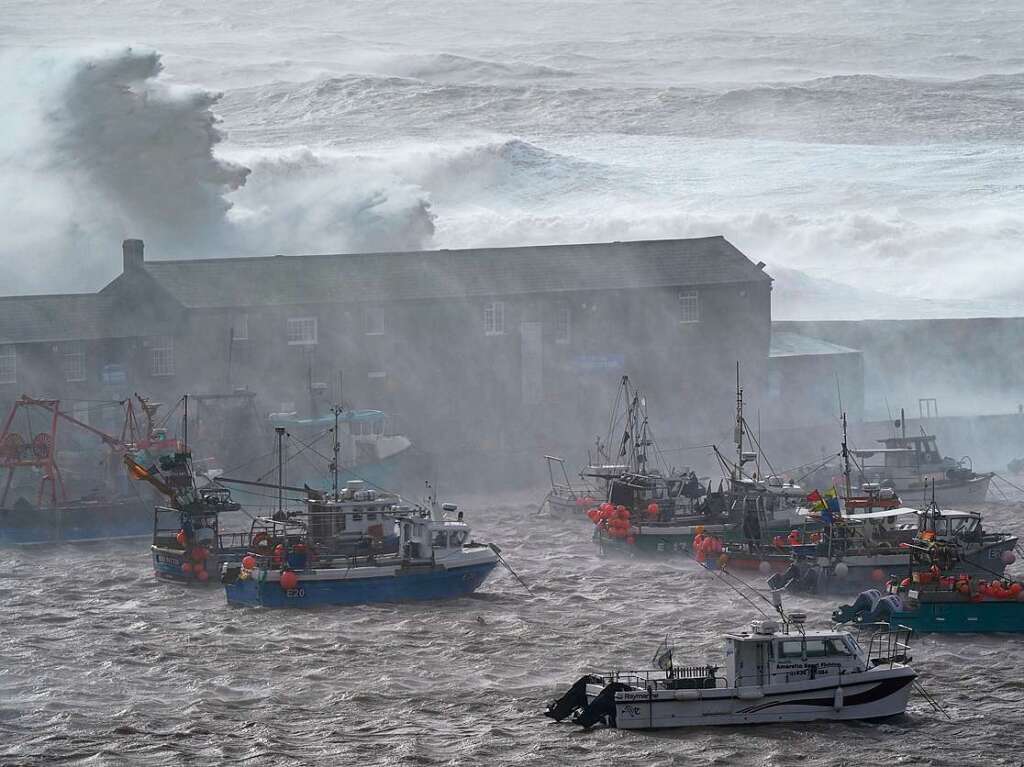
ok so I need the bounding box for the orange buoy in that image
[191,546,208,563]
[181,561,193,575]
[279,570,299,590]
[196,568,209,583]
[242,555,257,570]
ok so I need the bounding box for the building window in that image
[554,303,571,344]
[484,301,505,336]
[150,336,175,377]
[0,346,15,384]
[678,290,700,323]
[364,307,386,336]
[287,317,317,345]
[63,341,86,382]
[232,313,249,341]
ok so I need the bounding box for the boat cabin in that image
[917,507,983,542]
[724,619,865,688]
[305,481,410,554]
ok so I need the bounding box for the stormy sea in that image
[1,494,1022,766]
[3,0,1024,319]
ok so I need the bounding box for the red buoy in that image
[279,570,299,590]
[242,555,257,570]
[181,561,194,575]
[196,568,209,583]
[191,546,208,563]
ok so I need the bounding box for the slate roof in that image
[0,293,133,345]
[770,331,860,358]
[136,237,771,309]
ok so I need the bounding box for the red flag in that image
[805,489,823,504]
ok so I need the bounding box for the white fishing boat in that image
[545,608,915,729]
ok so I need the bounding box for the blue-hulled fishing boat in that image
[221,481,498,607]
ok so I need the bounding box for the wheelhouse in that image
[724,620,867,688]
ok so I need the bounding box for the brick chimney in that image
[122,239,144,272]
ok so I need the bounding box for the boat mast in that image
[841,412,852,500]
[331,404,341,500]
[734,362,743,481]
[276,426,285,515]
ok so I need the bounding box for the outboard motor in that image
[573,682,631,729]
[832,589,881,623]
[867,594,904,623]
[544,675,604,722]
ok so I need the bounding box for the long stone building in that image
[0,237,861,482]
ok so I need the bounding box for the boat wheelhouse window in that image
[366,513,377,520]
[678,290,700,324]
[0,345,15,384]
[484,301,505,336]
[829,639,852,655]
[432,531,447,548]
[286,317,318,346]
[351,513,363,521]
[150,336,175,377]
[779,639,828,658]
[450,530,467,546]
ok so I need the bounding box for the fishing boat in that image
[0,396,151,544]
[834,571,1024,633]
[126,395,251,584]
[220,409,500,607]
[772,503,1017,596]
[851,418,991,505]
[590,370,808,557]
[545,606,916,729]
[221,483,498,607]
[540,455,602,516]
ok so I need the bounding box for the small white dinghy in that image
[545,610,916,729]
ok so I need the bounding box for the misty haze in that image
[1,1,1023,765]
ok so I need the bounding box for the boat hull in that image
[888,475,991,506]
[0,498,151,545]
[224,559,497,607]
[597,517,820,558]
[791,535,1018,595]
[892,601,1024,633]
[151,545,247,584]
[596,667,915,729]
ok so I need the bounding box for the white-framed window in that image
[554,303,571,344]
[0,345,15,384]
[63,341,86,382]
[678,290,700,324]
[364,307,386,336]
[484,301,505,336]
[150,336,175,377]
[287,317,317,345]
[232,313,249,341]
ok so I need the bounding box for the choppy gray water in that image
[2,494,1023,766]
